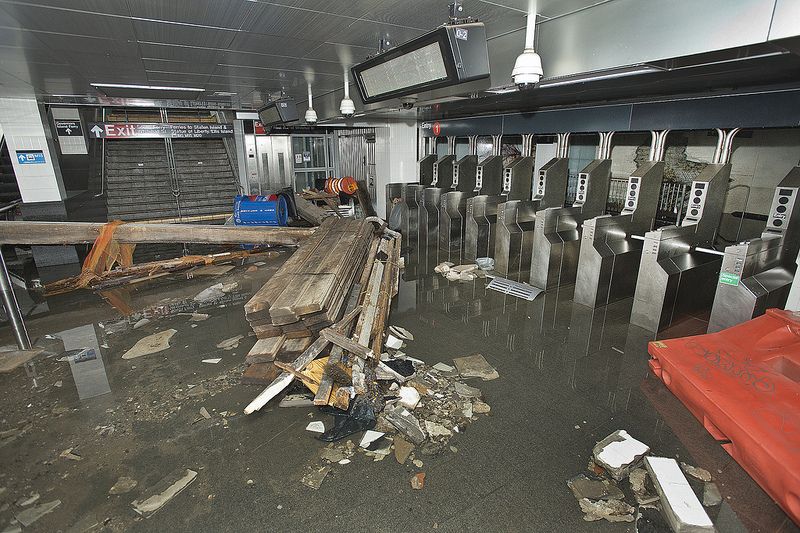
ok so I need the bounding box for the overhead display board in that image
[88,123,234,139]
[352,23,489,104]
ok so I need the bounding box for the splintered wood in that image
[242,217,401,413]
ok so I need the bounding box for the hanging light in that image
[340,68,355,117]
[305,82,317,124]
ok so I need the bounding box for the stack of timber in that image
[242,217,377,385]
[242,217,402,415]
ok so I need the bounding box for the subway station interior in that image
[0,1,799,532]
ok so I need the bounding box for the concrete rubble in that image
[592,429,650,481]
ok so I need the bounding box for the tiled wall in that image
[0,97,64,203]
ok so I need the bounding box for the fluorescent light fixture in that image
[485,86,519,94]
[537,65,664,88]
[91,83,205,92]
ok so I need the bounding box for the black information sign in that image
[88,123,235,139]
[54,120,83,137]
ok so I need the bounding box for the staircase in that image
[104,138,239,221]
[0,138,21,205]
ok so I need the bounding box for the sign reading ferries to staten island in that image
[88,123,234,139]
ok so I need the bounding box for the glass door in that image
[292,134,334,190]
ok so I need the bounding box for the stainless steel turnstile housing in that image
[530,159,612,289]
[439,155,479,263]
[629,163,730,331]
[708,166,800,332]
[574,161,665,307]
[494,157,569,280]
[420,155,456,249]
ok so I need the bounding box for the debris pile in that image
[433,261,486,282]
[569,429,722,531]
[292,348,498,489]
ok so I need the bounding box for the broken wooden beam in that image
[0,221,316,246]
[243,306,361,414]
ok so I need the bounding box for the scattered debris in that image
[385,335,403,350]
[133,318,150,329]
[703,482,722,507]
[279,393,315,408]
[567,474,625,501]
[393,437,414,464]
[454,381,482,399]
[432,362,456,373]
[300,465,331,490]
[194,282,238,303]
[306,421,325,433]
[319,441,355,463]
[398,386,421,409]
[433,262,454,273]
[121,329,177,360]
[424,420,452,438]
[53,380,62,388]
[645,457,714,533]
[383,404,426,444]
[338,459,351,465]
[14,500,61,527]
[472,400,491,414]
[199,407,211,419]
[216,335,244,350]
[132,468,198,517]
[453,353,499,381]
[578,498,635,523]
[59,447,82,461]
[16,493,40,507]
[109,476,138,495]
[629,468,659,505]
[410,472,426,490]
[412,458,423,468]
[680,462,713,483]
[189,312,209,321]
[592,430,650,481]
[486,276,542,300]
[389,325,414,341]
[359,430,384,448]
[201,358,222,364]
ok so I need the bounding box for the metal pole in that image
[0,249,32,350]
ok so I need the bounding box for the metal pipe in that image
[0,249,31,350]
[712,128,725,164]
[720,128,741,165]
[631,234,645,241]
[648,131,658,162]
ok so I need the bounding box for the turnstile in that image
[420,154,456,249]
[708,166,800,332]
[573,153,666,308]
[386,153,437,246]
[530,152,613,290]
[464,156,526,262]
[439,155,479,262]
[494,157,570,280]
[629,161,731,332]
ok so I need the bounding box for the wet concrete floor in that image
[0,244,797,532]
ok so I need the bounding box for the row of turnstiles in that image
[386,129,800,335]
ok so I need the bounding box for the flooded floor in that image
[0,245,797,532]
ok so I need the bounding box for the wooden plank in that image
[243,306,361,414]
[320,329,372,360]
[0,221,316,245]
[371,236,398,354]
[314,282,361,406]
[244,335,286,365]
[252,324,283,339]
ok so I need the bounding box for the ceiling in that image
[0,0,604,108]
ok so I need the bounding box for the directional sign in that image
[15,150,46,165]
[88,123,234,139]
[54,120,83,137]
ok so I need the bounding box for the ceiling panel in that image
[304,42,374,64]
[227,31,324,58]
[143,58,218,75]
[31,33,140,58]
[0,0,132,16]
[0,3,136,39]
[146,71,211,84]
[138,42,222,63]
[240,3,345,42]
[250,0,383,17]
[476,0,611,19]
[126,0,255,30]
[132,19,237,49]
[327,19,426,49]
[0,45,63,65]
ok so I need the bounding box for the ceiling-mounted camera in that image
[400,96,418,110]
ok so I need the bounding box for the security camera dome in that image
[305,108,318,124]
[340,97,355,117]
[512,48,543,88]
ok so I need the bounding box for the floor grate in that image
[486,276,543,301]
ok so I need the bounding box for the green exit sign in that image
[719,272,740,286]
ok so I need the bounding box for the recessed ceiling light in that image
[211,91,237,97]
[91,83,205,92]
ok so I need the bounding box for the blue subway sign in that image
[16,150,46,165]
